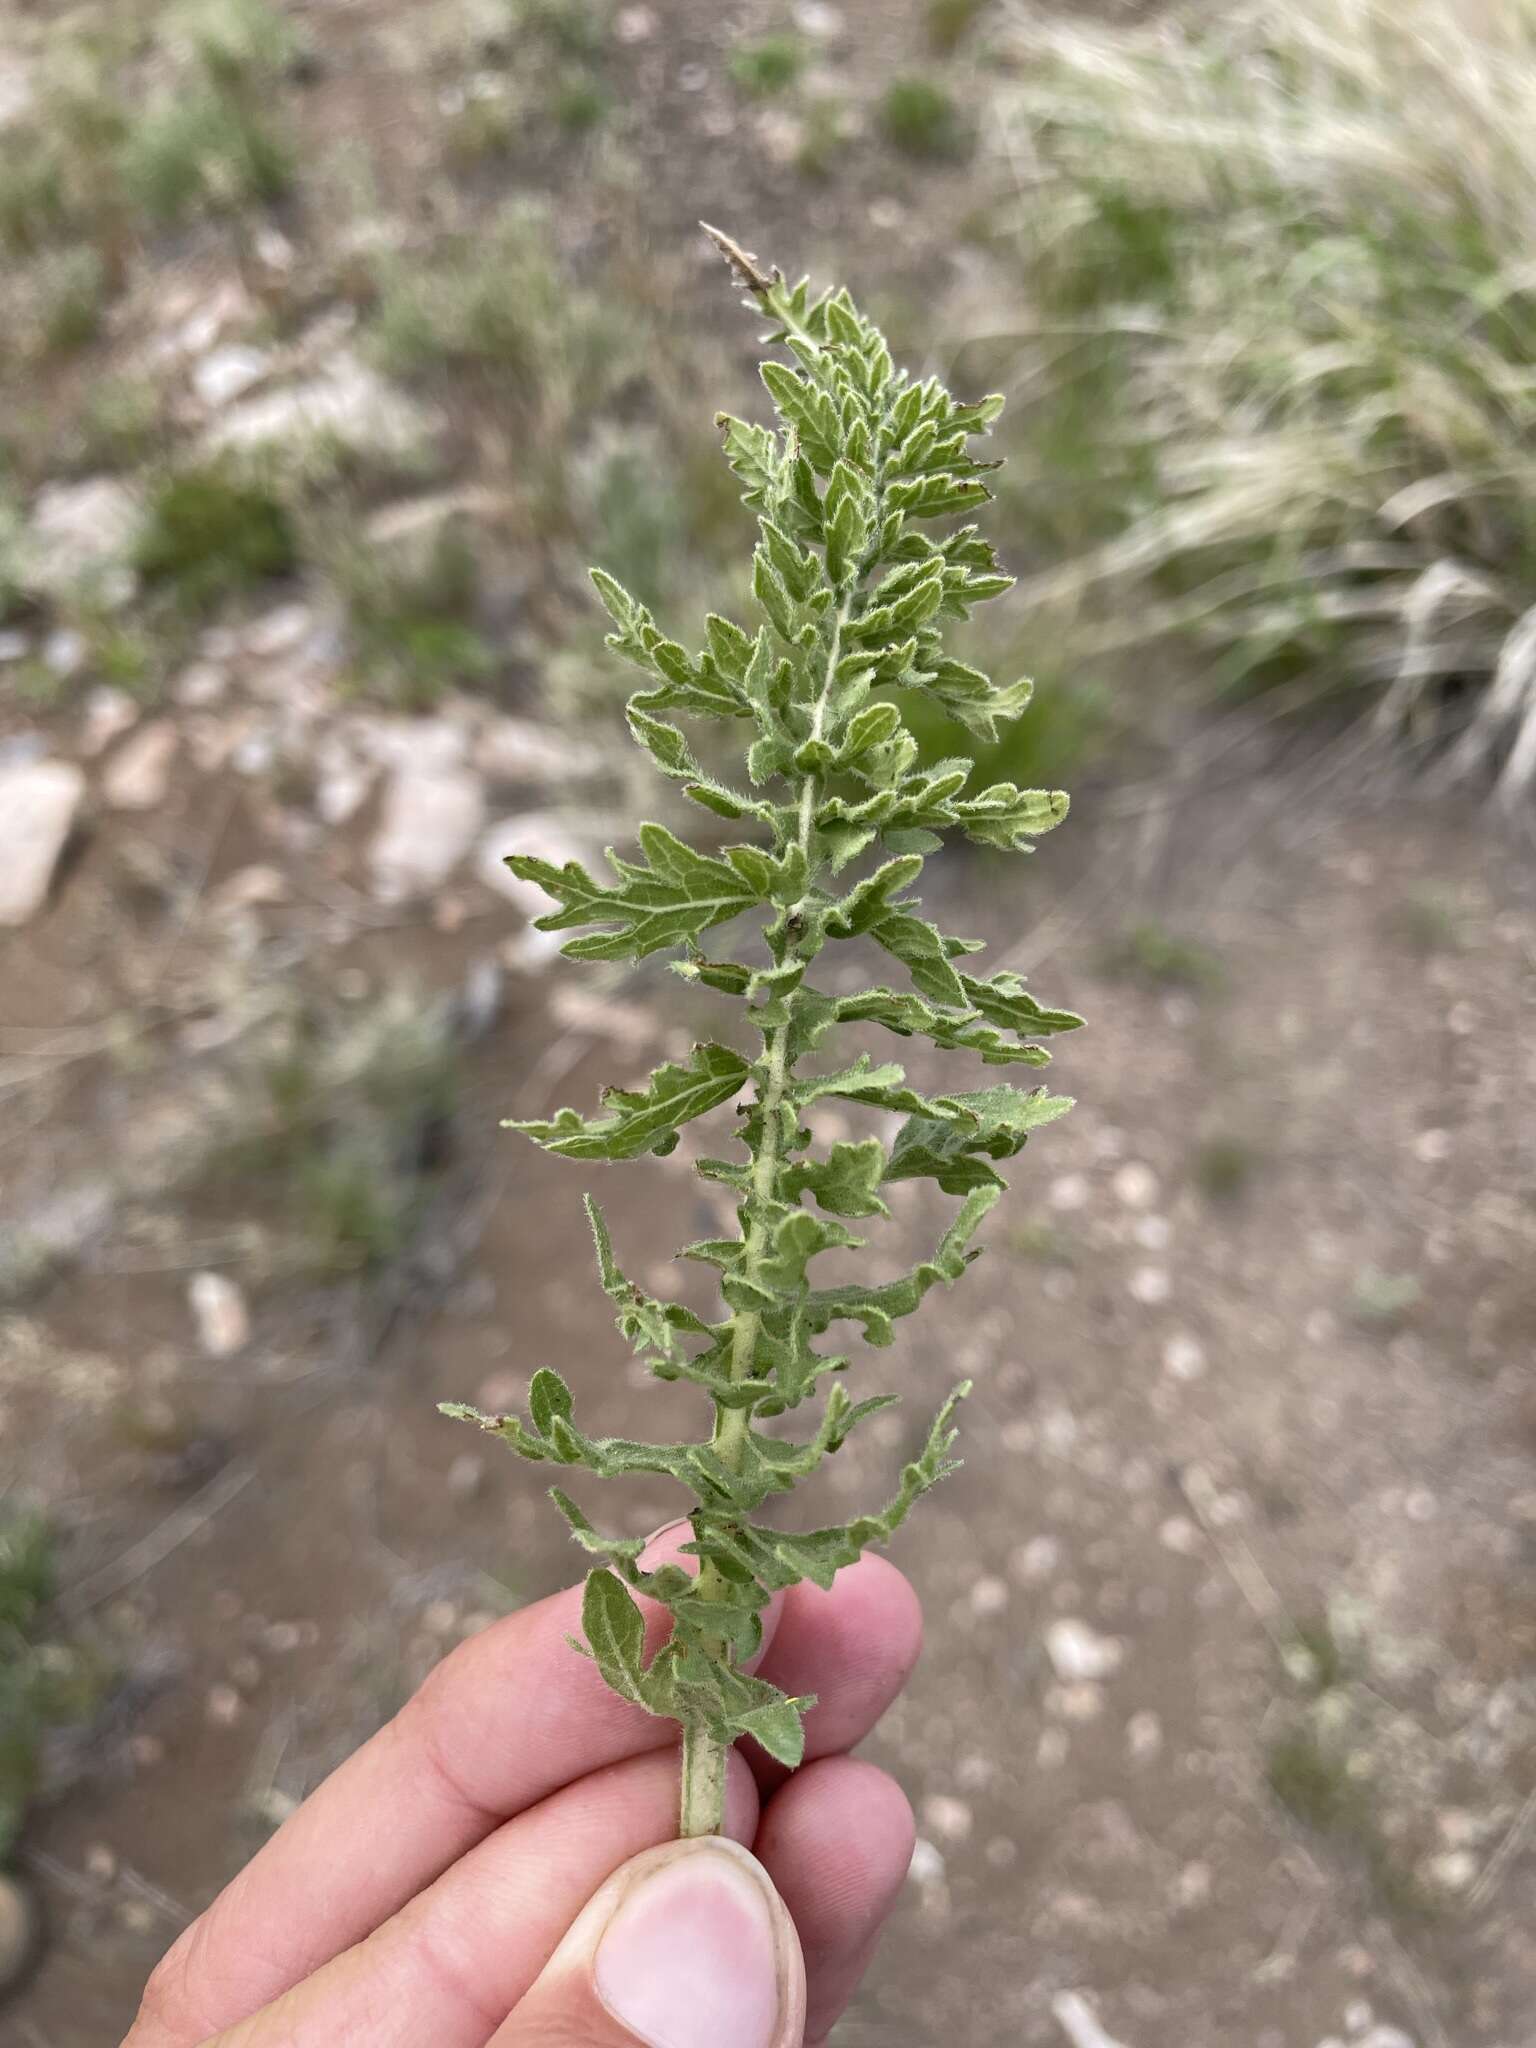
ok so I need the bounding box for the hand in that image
[126,1541,921,2048]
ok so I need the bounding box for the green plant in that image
[729,35,807,99]
[997,0,1536,797]
[1100,920,1224,994]
[331,523,495,709]
[927,0,991,55]
[1194,1132,1258,1204]
[135,460,297,610]
[443,227,1081,1838]
[0,1510,107,1859]
[27,244,109,360]
[879,76,969,161]
[124,89,293,221]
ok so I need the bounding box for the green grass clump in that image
[25,245,109,361]
[996,0,1536,796]
[1193,1133,1258,1204]
[135,462,297,611]
[0,1511,108,1860]
[927,0,991,54]
[879,76,969,161]
[330,524,494,710]
[1101,921,1225,994]
[123,89,293,221]
[729,35,807,98]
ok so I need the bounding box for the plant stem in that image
[677,594,856,1838]
[680,1717,730,1838]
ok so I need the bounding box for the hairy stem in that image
[678,596,851,1836]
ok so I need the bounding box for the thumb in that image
[491,1835,806,2048]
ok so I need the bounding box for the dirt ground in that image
[5,725,1535,2047]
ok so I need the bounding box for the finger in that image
[132,1536,776,2042]
[491,1837,804,2048]
[134,1751,762,2048]
[748,1555,922,1789]
[753,1758,915,2047]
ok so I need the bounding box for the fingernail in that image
[594,1842,785,2048]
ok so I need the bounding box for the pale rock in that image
[969,1575,1009,1618]
[1423,1848,1476,1893]
[921,1794,972,1842]
[207,354,439,464]
[908,1838,946,1885]
[172,278,259,357]
[352,714,467,772]
[474,715,604,787]
[1412,1127,1451,1163]
[1049,1172,1090,1211]
[254,224,296,274]
[79,685,140,756]
[1176,1860,1212,1908]
[0,59,35,129]
[447,1452,485,1499]
[188,1271,251,1357]
[1046,1618,1124,1683]
[1050,1991,1132,2048]
[1012,1535,1061,1582]
[206,1682,243,1727]
[370,766,485,901]
[1126,1710,1163,1761]
[84,1841,118,1883]
[793,2,843,34]
[1133,1213,1171,1250]
[1161,1333,1206,1381]
[212,864,288,912]
[0,760,85,925]
[1158,1515,1200,1554]
[43,625,87,677]
[615,3,657,37]
[1128,1264,1170,1305]
[0,1873,39,1993]
[1343,2002,1374,2034]
[103,720,179,810]
[1357,2032,1413,2048]
[193,343,273,409]
[0,629,30,661]
[174,660,228,707]
[1113,1160,1158,1208]
[25,477,139,597]
[244,602,315,658]
[1046,1682,1105,1722]
[366,485,507,554]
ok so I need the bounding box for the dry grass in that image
[994,0,1536,800]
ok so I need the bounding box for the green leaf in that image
[506,823,763,962]
[783,1137,891,1218]
[581,1569,651,1707]
[868,910,971,1008]
[529,1368,575,1435]
[885,1084,1074,1194]
[509,1043,751,1160]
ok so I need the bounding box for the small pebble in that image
[1424,1848,1476,1893]
[1412,1127,1451,1163]
[1045,1617,1123,1682]
[84,1842,118,1883]
[188,1272,251,1358]
[1126,1710,1163,1761]
[1045,1682,1105,1722]
[130,1733,166,1767]
[1113,1160,1158,1208]
[0,1874,37,1992]
[908,1838,945,1884]
[1011,1535,1060,1582]
[1049,1173,1090,1211]
[921,1794,972,1843]
[1129,1265,1171,1306]
[1162,1333,1206,1381]
[1133,1213,1171,1250]
[423,1599,459,1637]
[447,1452,485,1499]
[1036,1727,1070,1768]
[1176,1860,1212,1908]
[1159,1515,1201,1555]
[206,1682,243,1727]
[969,1575,1009,1618]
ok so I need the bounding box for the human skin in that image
[125,1541,922,2048]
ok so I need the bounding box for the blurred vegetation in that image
[995,0,1536,797]
[0,1512,108,1862]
